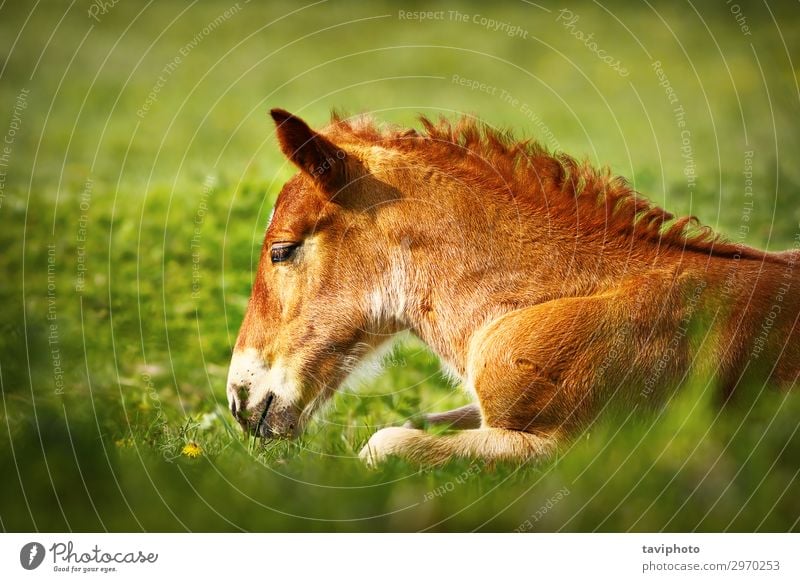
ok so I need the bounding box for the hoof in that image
[358,426,419,466]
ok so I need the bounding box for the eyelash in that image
[270,242,299,264]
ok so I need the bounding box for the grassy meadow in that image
[1,0,800,531]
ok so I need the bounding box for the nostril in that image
[233,385,250,414]
[227,383,250,420]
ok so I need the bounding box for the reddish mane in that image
[324,112,778,263]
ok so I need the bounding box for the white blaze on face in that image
[226,347,301,414]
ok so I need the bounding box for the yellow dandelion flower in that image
[181,441,203,458]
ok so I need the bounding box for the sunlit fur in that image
[228,109,800,466]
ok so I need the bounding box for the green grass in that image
[1,0,800,531]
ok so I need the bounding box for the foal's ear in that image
[270,108,352,195]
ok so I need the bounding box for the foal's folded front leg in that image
[359,426,557,466]
[363,405,531,466]
[358,296,627,466]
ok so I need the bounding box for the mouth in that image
[252,393,274,438]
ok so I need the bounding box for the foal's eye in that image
[270,242,299,264]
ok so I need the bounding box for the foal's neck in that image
[402,221,691,378]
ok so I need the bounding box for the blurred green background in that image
[1,0,799,531]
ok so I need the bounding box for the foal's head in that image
[227,110,415,438]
